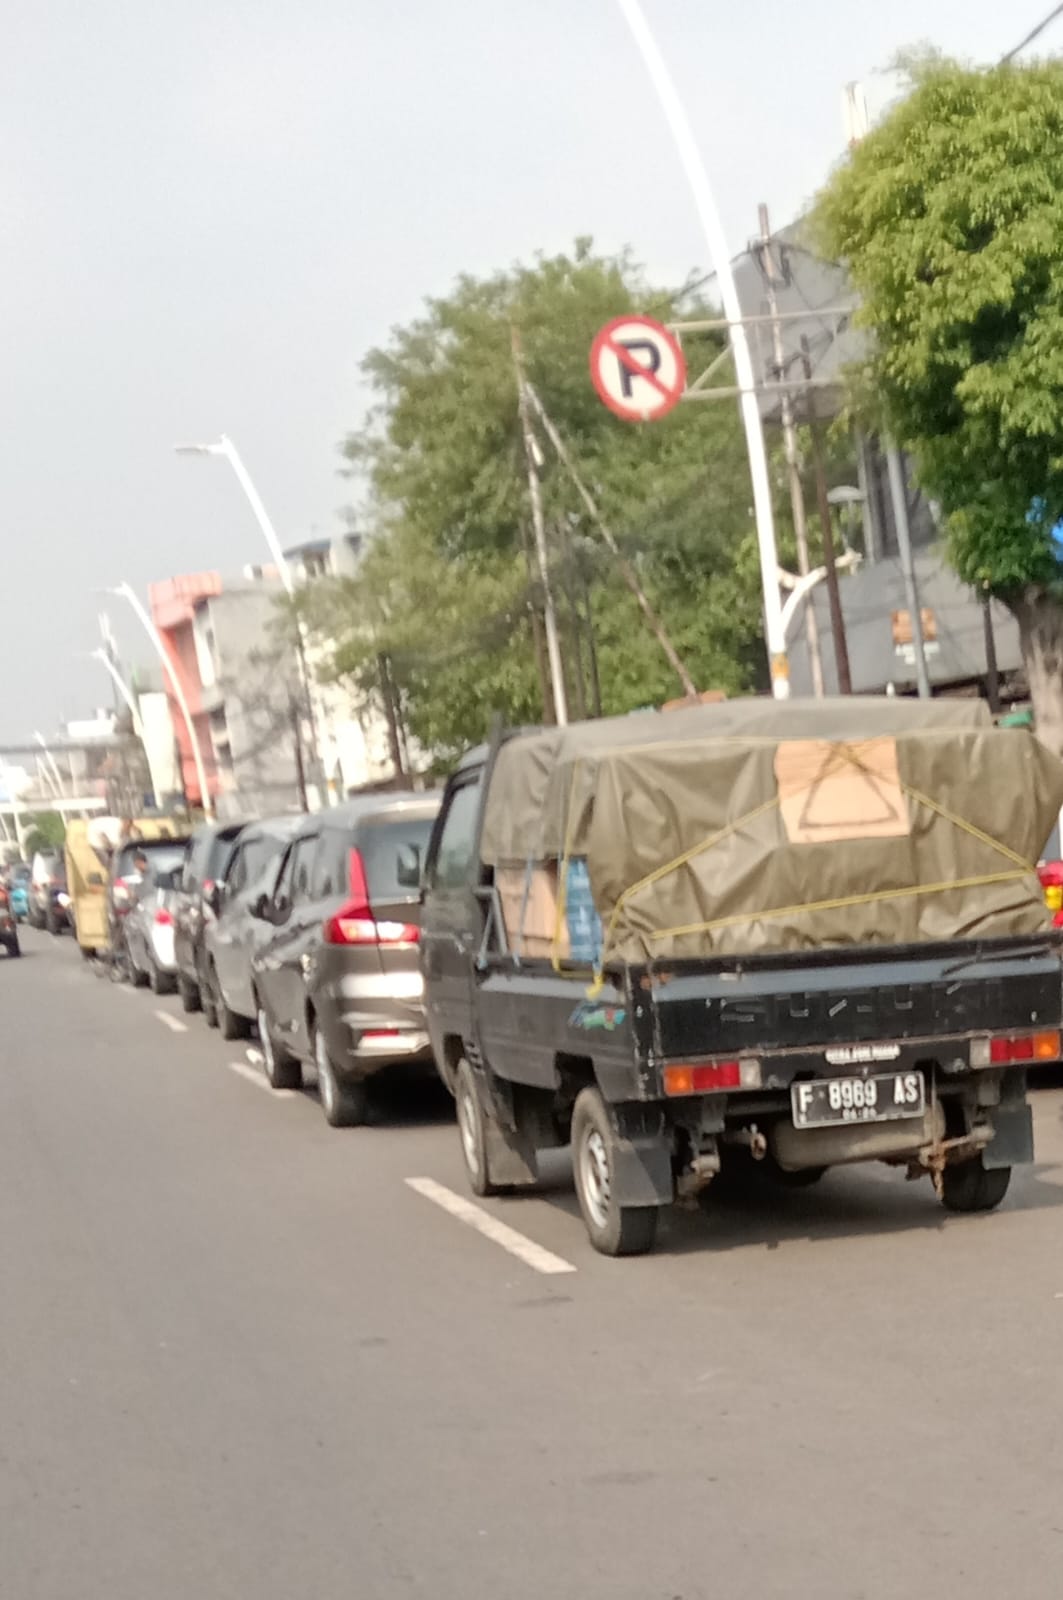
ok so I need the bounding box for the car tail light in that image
[323,848,420,947]
[978,1030,1060,1065]
[154,908,174,927]
[1038,860,1063,913]
[662,1059,761,1096]
[113,878,131,911]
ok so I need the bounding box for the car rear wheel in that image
[315,1029,368,1128]
[217,982,249,1041]
[130,959,150,989]
[149,959,176,996]
[179,974,202,1013]
[571,1086,659,1257]
[259,1005,302,1091]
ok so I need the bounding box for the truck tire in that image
[940,1156,1011,1214]
[455,1057,503,1197]
[259,1004,302,1091]
[571,1086,659,1257]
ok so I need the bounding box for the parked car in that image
[0,882,21,957]
[251,793,441,1125]
[28,850,71,933]
[108,836,190,972]
[124,858,184,994]
[6,864,30,922]
[173,820,247,1014]
[204,816,301,1039]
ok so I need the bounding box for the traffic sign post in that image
[589,315,686,422]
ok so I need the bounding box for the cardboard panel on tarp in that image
[495,864,570,960]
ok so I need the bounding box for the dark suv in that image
[251,794,440,1126]
[173,821,247,1013]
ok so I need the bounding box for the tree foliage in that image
[816,57,1063,598]
[306,243,770,762]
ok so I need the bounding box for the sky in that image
[0,0,1046,738]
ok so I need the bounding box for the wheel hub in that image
[580,1127,611,1231]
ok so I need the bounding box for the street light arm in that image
[110,583,213,816]
[89,650,144,737]
[185,435,294,595]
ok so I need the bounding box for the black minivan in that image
[173,821,247,1012]
[251,793,441,1126]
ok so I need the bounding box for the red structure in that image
[148,572,223,806]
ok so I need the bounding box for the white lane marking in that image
[227,1058,296,1100]
[405,1177,577,1276]
[155,1010,187,1033]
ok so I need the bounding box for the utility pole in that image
[512,329,568,726]
[886,444,931,699]
[758,206,824,697]
[289,693,308,812]
[800,337,852,695]
[523,381,698,701]
[981,590,1001,714]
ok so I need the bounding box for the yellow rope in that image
[646,869,1031,943]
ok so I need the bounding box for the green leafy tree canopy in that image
[816,54,1063,747]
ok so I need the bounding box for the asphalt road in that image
[3,928,1063,1599]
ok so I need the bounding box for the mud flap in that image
[984,1103,1034,1169]
[610,1136,674,1207]
[483,1116,539,1187]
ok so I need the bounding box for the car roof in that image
[292,792,441,840]
[237,813,303,845]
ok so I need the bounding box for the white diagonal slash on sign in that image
[405,1177,577,1276]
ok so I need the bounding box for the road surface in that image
[3,928,1063,1599]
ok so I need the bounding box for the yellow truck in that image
[65,816,185,959]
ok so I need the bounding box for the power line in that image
[1001,1,1063,62]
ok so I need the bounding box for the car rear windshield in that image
[242,832,289,886]
[116,842,186,879]
[359,814,436,902]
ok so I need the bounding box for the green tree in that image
[23,811,66,854]
[309,243,768,763]
[816,55,1063,750]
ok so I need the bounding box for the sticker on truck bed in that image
[570,1002,626,1032]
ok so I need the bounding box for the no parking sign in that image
[589,314,686,422]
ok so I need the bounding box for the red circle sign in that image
[589,314,687,422]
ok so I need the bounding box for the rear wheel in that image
[217,984,249,1041]
[149,959,176,996]
[259,1004,302,1091]
[130,959,150,989]
[455,1057,502,1198]
[179,974,202,1013]
[46,905,61,936]
[940,1156,1011,1214]
[572,1086,659,1257]
[315,1029,368,1128]
[4,932,20,959]
[201,964,219,1028]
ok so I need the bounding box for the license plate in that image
[791,1070,925,1129]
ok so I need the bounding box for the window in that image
[311,831,349,901]
[291,837,315,904]
[430,780,481,890]
[272,844,297,909]
[360,814,437,900]
[226,847,246,896]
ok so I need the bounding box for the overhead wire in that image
[1000,1,1063,62]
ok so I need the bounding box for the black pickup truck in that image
[422,711,1063,1257]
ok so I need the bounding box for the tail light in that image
[1038,860,1063,919]
[154,908,174,927]
[323,848,420,947]
[663,1059,762,1095]
[979,1030,1060,1065]
[113,878,132,911]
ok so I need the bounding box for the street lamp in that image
[615,0,789,697]
[174,435,294,594]
[34,732,65,799]
[101,583,213,819]
[779,551,862,644]
[175,432,329,802]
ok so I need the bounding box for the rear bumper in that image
[315,969,434,1082]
